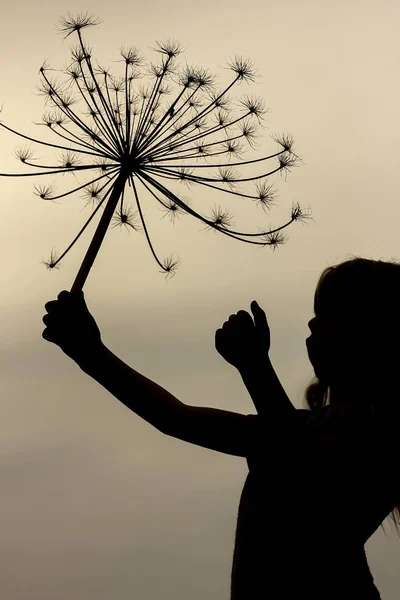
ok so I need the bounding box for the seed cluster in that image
[0,12,312,279]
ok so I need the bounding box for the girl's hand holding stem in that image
[42,290,104,367]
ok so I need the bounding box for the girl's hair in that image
[303,254,400,536]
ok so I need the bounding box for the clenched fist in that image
[42,290,103,365]
[215,300,270,371]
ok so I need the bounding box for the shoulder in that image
[245,409,314,464]
[246,408,313,434]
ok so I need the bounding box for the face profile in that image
[306,315,333,384]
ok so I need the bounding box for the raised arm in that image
[238,358,296,418]
[215,300,296,417]
[42,290,254,457]
[77,343,254,456]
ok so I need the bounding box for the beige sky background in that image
[1,0,399,598]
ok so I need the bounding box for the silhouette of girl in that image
[42,256,400,599]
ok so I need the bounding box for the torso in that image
[230,407,397,599]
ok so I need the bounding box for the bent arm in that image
[238,358,296,417]
[78,343,300,457]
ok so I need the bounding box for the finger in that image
[236,310,253,326]
[44,300,58,313]
[251,300,268,328]
[215,328,224,348]
[57,290,71,302]
[227,312,252,325]
[42,327,55,343]
[58,290,84,303]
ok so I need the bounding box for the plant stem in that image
[70,169,129,292]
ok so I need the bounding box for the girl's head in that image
[304,255,400,416]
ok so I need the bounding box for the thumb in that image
[251,300,268,329]
[57,289,86,310]
[57,290,84,301]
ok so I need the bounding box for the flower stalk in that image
[70,168,129,292]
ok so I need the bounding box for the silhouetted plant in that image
[0,12,312,288]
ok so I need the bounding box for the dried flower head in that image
[58,12,102,39]
[15,145,35,163]
[33,183,57,201]
[159,254,180,280]
[0,14,311,287]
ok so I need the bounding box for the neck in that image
[328,379,397,436]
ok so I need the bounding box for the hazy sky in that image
[1,0,400,598]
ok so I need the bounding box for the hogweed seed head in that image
[58,12,102,39]
[262,229,287,251]
[255,181,277,211]
[0,14,311,282]
[160,254,180,280]
[41,248,61,269]
[206,205,235,230]
[110,205,141,232]
[119,46,143,67]
[291,201,314,225]
[15,145,35,163]
[33,183,57,201]
[226,55,258,83]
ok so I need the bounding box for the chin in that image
[306,336,315,365]
[306,336,326,382]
